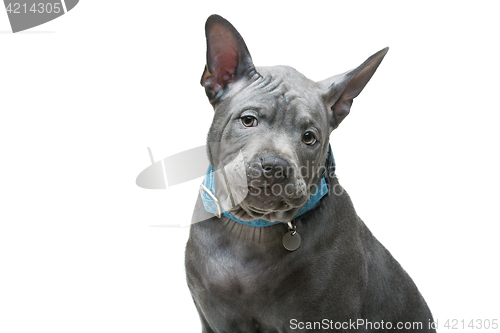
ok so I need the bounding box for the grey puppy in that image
[185,15,435,333]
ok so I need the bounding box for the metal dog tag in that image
[282,230,301,251]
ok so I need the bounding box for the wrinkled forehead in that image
[219,66,328,124]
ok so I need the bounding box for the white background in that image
[1,1,499,332]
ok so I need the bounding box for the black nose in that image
[261,155,290,181]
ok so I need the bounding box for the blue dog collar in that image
[200,165,329,227]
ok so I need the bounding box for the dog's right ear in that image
[201,15,256,104]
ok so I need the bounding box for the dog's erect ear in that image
[201,15,256,104]
[321,47,389,130]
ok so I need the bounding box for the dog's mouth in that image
[214,151,311,222]
[228,183,309,222]
[230,201,300,222]
[247,200,291,215]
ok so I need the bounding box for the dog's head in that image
[201,15,388,223]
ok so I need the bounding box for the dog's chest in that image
[186,225,315,323]
[202,234,287,297]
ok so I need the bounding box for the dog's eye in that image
[302,132,317,145]
[241,115,258,127]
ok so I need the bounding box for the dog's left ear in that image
[321,47,389,130]
[201,15,256,104]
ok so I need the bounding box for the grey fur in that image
[186,14,434,332]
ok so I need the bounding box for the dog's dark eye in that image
[302,132,317,145]
[241,115,258,127]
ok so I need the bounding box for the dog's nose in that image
[261,155,290,181]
